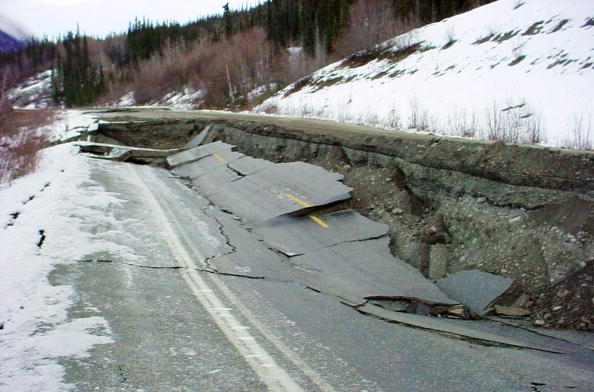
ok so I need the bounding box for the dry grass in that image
[0,108,55,184]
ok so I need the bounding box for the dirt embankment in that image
[92,111,594,329]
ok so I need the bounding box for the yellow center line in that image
[309,215,330,228]
[281,193,330,229]
[213,152,226,164]
[282,193,312,208]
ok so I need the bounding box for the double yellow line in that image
[281,194,330,228]
[212,151,330,229]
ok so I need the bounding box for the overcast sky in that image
[0,0,261,40]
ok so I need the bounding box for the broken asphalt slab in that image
[437,270,516,316]
[77,142,179,161]
[356,303,567,354]
[256,210,389,256]
[203,161,353,224]
[201,208,297,281]
[185,124,213,149]
[167,141,235,167]
[173,150,245,179]
[291,237,458,306]
[227,155,275,177]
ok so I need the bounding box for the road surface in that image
[30,140,591,392]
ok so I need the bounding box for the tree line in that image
[2,0,493,109]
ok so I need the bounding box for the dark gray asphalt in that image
[49,144,594,392]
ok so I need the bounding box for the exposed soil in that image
[532,260,594,331]
[91,110,594,330]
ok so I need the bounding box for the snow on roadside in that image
[115,92,136,107]
[247,83,278,103]
[0,113,139,390]
[161,87,204,110]
[256,0,594,149]
[48,111,99,142]
[110,87,204,110]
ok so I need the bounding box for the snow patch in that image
[161,87,204,110]
[116,92,136,107]
[247,83,278,103]
[257,0,594,149]
[0,110,144,390]
[9,71,53,110]
[110,87,204,110]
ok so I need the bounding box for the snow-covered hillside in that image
[256,0,594,149]
[109,87,205,110]
[9,70,53,110]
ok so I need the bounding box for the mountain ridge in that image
[0,30,25,54]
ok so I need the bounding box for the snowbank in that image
[0,144,116,390]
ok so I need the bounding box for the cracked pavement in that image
[48,142,594,391]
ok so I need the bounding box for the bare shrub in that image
[110,27,276,109]
[198,27,275,108]
[0,109,54,184]
[484,100,545,144]
[274,47,323,89]
[408,98,429,130]
[447,108,478,138]
[525,110,544,144]
[387,106,401,129]
[564,113,593,150]
[363,110,380,127]
[484,102,506,141]
[333,0,420,57]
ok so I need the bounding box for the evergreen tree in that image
[223,3,233,39]
[53,30,106,107]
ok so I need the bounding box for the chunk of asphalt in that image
[205,162,353,224]
[256,211,389,256]
[173,151,245,179]
[356,303,565,354]
[436,270,516,316]
[185,124,212,149]
[167,141,234,167]
[78,142,178,161]
[291,238,458,306]
[227,156,275,176]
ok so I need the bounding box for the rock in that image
[494,305,531,317]
[512,293,531,308]
[428,244,448,280]
[476,197,487,203]
[447,306,467,318]
[534,319,546,326]
[509,216,522,224]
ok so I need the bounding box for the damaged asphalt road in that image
[53,141,594,392]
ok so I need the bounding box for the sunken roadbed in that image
[62,126,594,391]
[89,109,594,330]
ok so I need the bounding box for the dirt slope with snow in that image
[256,0,594,149]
